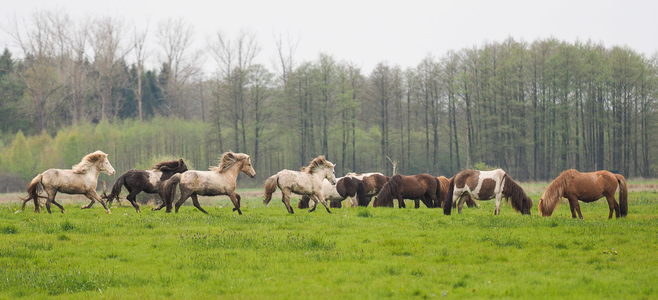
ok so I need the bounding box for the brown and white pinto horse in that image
[344,172,389,206]
[20,150,116,214]
[437,176,477,209]
[161,152,256,214]
[372,174,439,209]
[444,169,532,215]
[263,156,337,214]
[538,169,628,219]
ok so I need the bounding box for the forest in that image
[1,10,657,191]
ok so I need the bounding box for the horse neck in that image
[220,160,243,180]
[83,164,102,181]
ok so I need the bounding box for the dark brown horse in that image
[372,174,439,209]
[103,159,188,212]
[444,169,532,215]
[344,172,389,206]
[298,176,366,209]
[538,169,628,219]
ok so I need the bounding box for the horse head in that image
[521,195,533,215]
[99,153,116,175]
[324,162,337,185]
[175,159,188,173]
[241,155,256,178]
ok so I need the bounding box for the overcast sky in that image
[3,0,658,74]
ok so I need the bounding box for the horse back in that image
[41,168,97,194]
[565,170,618,201]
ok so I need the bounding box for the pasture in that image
[1,185,657,299]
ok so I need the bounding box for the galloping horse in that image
[162,152,255,214]
[263,156,337,214]
[103,159,188,212]
[344,172,389,206]
[538,169,628,219]
[372,174,439,209]
[20,150,116,214]
[444,169,532,215]
[298,176,365,209]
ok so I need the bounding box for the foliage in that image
[0,190,657,299]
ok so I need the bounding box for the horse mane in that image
[152,159,185,172]
[210,152,248,173]
[305,156,332,174]
[501,173,530,212]
[539,169,573,215]
[376,174,402,207]
[72,150,107,174]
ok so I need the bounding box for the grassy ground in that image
[1,185,657,299]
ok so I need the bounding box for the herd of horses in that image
[18,151,629,219]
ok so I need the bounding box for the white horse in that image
[263,156,337,214]
[162,152,256,214]
[20,150,116,214]
[444,169,532,215]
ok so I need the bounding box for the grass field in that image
[1,185,657,299]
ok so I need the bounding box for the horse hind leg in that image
[45,190,57,214]
[458,195,467,214]
[605,195,619,219]
[125,189,142,213]
[190,194,208,214]
[281,190,294,214]
[174,189,193,213]
[49,191,65,213]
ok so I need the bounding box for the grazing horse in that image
[437,176,477,209]
[444,169,532,216]
[298,176,365,209]
[372,174,439,209]
[20,150,116,214]
[103,159,188,212]
[263,156,337,214]
[538,169,628,219]
[344,172,389,206]
[162,152,256,214]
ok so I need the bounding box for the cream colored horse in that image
[20,150,116,214]
[263,156,337,214]
[162,152,256,214]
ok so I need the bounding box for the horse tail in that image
[105,173,127,205]
[443,177,454,215]
[21,174,44,212]
[162,173,181,208]
[615,174,628,217]
[356,179,367,206]
[263,174,279,205]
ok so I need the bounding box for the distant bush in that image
[0,172,27,193]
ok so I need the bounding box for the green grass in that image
[1,190,657,299]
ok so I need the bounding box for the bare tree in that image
[132,20,149,121]
[156,17,202,117]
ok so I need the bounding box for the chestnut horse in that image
[20,150,116,214]
[298,176,365,209]
[263,156,337,214]
[103,159,188,212]
[161,152,256,214]
[344,172,389,206]
[538,169,628,219]
[372,174,439,209]
[444,169,532,215]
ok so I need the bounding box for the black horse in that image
[103,159,188,212]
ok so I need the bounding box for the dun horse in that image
[103,159,188,212]
[444,169,532,215]
[538,169,628,219]
[161,152,255,214]
[344,172,389,206]
[298,176,365,209]
[372,174,440,209]
[263,156,337,214]
[20,150,116,214]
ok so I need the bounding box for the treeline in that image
[1,10,657,185]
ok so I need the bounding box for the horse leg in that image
[281,190,294,214]
[190,194,208,214]
[458,195,466,214]
[309,196,318,213]
[81,195,96,209]
[86,191,111,214]
[313,194,332,214]
[605,195,619,219]
[398,196,406,208]
[414,199,420,209]
[494,193,502,215]
[174,190,193,213]
[228,192,242,215]
[152,191,167,211]
[125,189,142,213]
[49,191,66,213]
[566,198,583,219]
[44,190,56,214]
[350,196,358,208]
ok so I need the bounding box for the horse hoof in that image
[61,210,66,213]
[106,210,112,214]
